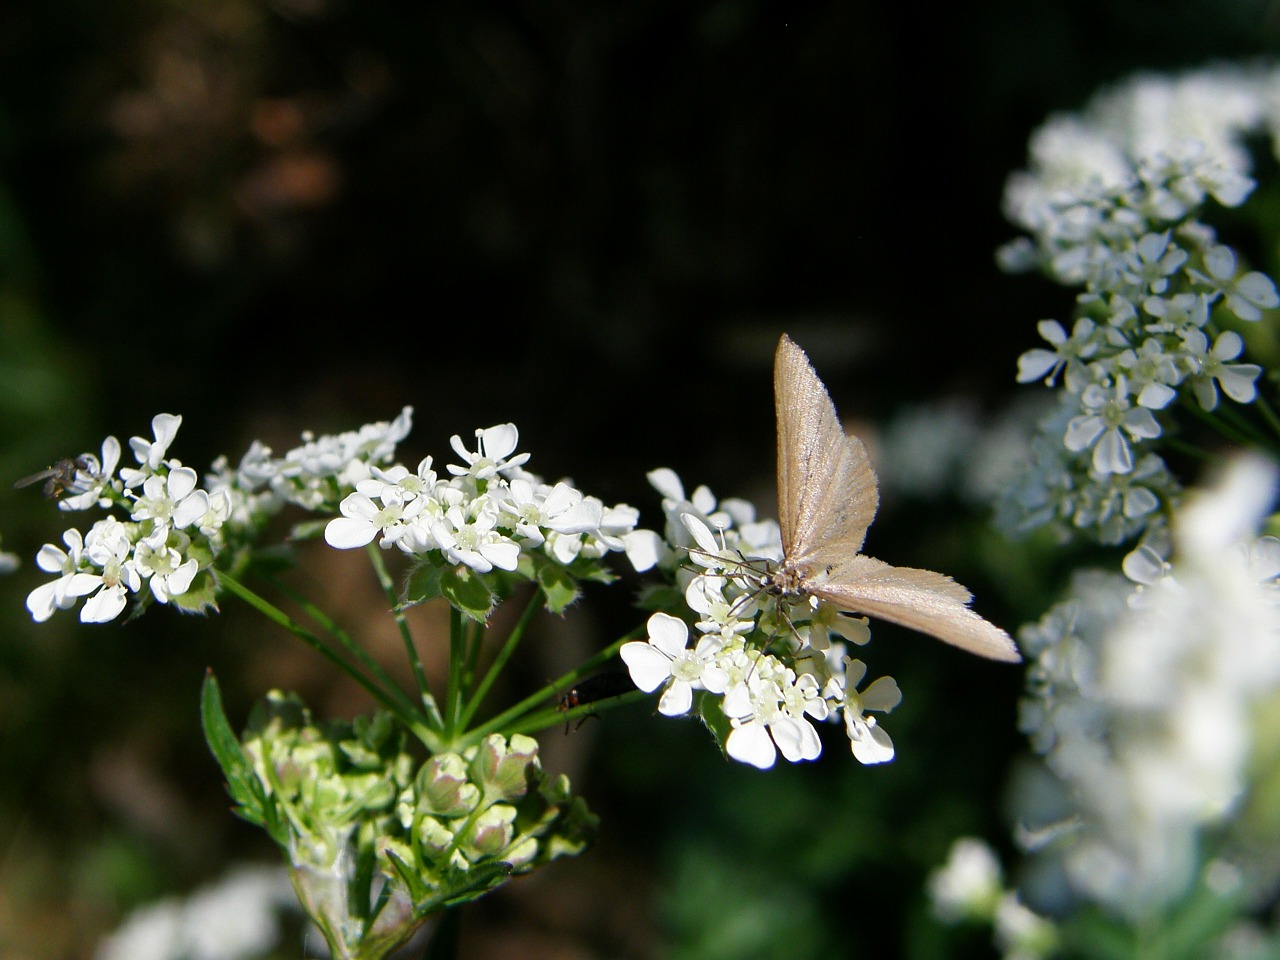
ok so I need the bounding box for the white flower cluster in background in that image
[323,422,653,575]
[619,470,900,770]
[1014,456,1280,918]
[997,64,1280,545]
[94,864,297,960]
[928,837,1057,960]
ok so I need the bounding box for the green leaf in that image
[418,862,515,915]
[403,562,445,608]
[200,671,288,846]
[440,566,496,623]
[169,570,220,615]
[535,562,580,615]
[696,691,731,758]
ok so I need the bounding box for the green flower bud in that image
[418,752,480,816]
[465,804,516,858]
[469,733,540,802]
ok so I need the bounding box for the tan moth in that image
[764,334,1020,662]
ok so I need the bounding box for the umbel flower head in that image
[1015,456,1280,919]
[996,64,1280,548]
[23,409,652,626]
[621,471,897,771]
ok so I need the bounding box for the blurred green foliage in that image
[1,1,1278,957]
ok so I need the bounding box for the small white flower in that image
[504,479,602,546]
[1179,328,1261,410]
[1189,245,1280,321]
[324,489,424,550]
[26,529,100,622]
[1064,377,1162,474]
[721,661,825,768]
[130,467,210,531]
[133,538,199,604]
[620,612,728,717]
[127,414,183,477]
[1121,232,1187,295]
[838,659,902,765]
[430,502,520,573]
[1016,318,1099,386]
[78,519,143,623]
[447,424,530,480]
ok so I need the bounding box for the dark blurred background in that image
[2,2,1278,958]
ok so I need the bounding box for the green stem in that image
[507,688,648,738]
[444,606,466,736]
[1212,399,1273,448]
[1254,393,1280,447]
[1160,435,1222,465]
[265,574,423,725]
[455,629,642,749]
[457,589,543,731]
[1184,400,1263,448]
[365,545,441,727]
[216,572,441,751]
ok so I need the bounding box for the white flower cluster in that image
[206,405,416,525]
[928,837,1057,960]
[94,863,296,960]
[620,470,900,770]
[1014,457,1280,918]
[26,410,419,624]
[998,64,1280,544]
[323,422,653,577]
[27,415,218,623]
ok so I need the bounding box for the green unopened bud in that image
[470,733,540,802]
[417,815,459,859]
[503,835,539,868]
[465,804,516,859]
[418,752,480,816]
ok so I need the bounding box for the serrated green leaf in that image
[200,672,288,846]
[169,571,220,615]
[536,563,580,614]
[440,565,495,623]
[414,861,515,916]
[403,562,445,608]
[385,848,433,904]
[696,690,731,757]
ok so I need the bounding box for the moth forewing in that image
[809,557,1020,662]
[772,333,1021,663]
[774,335,878,562]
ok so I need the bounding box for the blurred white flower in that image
[95,864,295,960]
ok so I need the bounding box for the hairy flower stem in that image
[458,588,544,730]
[365,544,441,726]
[457,629,644,749]
[217,571,440,749]
[265,571,425,725]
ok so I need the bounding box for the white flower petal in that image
[324,517,378,549]
[851,721,895,765]
[726,723,777,769]
[1065,416,1105,453]
[860,676,903,713]
[658,681,693,717]
[620,641,674,693]
[82,586,128,623]
[1093,428,1133,475]
[645,612,689,658]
